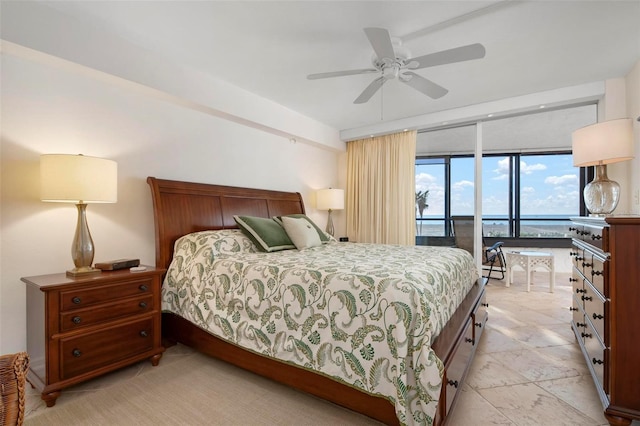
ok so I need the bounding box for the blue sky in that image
[416,154,579,217]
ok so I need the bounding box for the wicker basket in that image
[0,352,29,426]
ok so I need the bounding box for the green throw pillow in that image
[233,215,295,252]
[273,214,329,243]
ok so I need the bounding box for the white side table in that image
[505,251,555,292]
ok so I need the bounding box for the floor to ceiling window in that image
[415,103,597,247]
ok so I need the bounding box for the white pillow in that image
[281,216,322,250]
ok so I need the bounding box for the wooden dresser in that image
[22,266,165,407]
[569,216,640,426]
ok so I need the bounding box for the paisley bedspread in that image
[162,229,478,425]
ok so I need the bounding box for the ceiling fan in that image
[307,27,486,104]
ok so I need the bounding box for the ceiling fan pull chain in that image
[380,82,384,121]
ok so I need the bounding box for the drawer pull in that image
[72,296,82,304]
[581,230,591,237]
[569,277,578,283]
[139,330,149,337]
[139,285,148,292]
[581,332,592,339]
[591,234,602,241]
[576,288,586,294]
[139,301,148,308]
[72,349,82,358]
[569,227,577,232]
[569,251,578,256]
[592,358,604,365]
[593,313,604,320]
[72,316,82,324]
[481,302,489,308]
[474,322,482,328]
[569,307,578,312]
[582,262,593,268]
[576,322,586,328]
[465,337,475,344]
[581,295,593,302]
[575,256,584,261]
[591,270,603,276]
[447,379,459,388]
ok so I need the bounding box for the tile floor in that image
[445,270,618,426]
[24,270,638,425]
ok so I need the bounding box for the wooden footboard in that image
[148,177,487,425]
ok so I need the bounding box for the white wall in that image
[0,51,344,352]
[626,62,640,215]
[597,63,640,215]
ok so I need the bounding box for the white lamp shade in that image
[317,188,344,210]
[572,118,634,167]
[40,154,118,203]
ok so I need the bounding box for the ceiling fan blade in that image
[402,72,448,99]
[364,27,396,61]
[354,76,387,104]
[408,43,486,69]
[307,68,378,80]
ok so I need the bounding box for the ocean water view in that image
[416,216,574,238]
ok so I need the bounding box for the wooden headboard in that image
[147,177,305,270]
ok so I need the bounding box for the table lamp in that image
[316,188,344,236]
[572,118,633,216]
[40,154,118,276]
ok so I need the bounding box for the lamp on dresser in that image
[571,118,634,216]
[40,154,117,276]
[316,188,344,236]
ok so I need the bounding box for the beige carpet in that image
[25,350,381,426]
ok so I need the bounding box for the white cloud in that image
[415,172,437,192]
[522,186,535,194]
[520,160,547,174]
[493,157,510,180]
[545,174,578,185]
[452,180,474,191]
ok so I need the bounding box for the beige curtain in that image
[346,130,416,245]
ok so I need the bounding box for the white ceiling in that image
[34,1,640,132]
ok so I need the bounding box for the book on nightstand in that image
[94,258,140,271]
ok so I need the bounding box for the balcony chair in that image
[451,216,506,280]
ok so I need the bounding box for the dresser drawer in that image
[571,223,607,251]
[60,277,154,310]
[571,294,584,329]
[59,317,155,379]
[586,255,607,297]
[59,294,154,332]
[444,320,475,416]
[582,282,607,345]
[570,247,585,274]
[583,320,606,393]
[472,292,488,342]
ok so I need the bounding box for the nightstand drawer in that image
[59,294,154,332]
[60,317,155,379]
[60,277,154,310]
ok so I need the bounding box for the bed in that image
[147,177,488,426]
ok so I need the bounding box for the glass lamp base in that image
[325,209,335,236]
[66,266,102,277]
[584,164,620,216]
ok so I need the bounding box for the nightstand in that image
[21,266,166,407]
